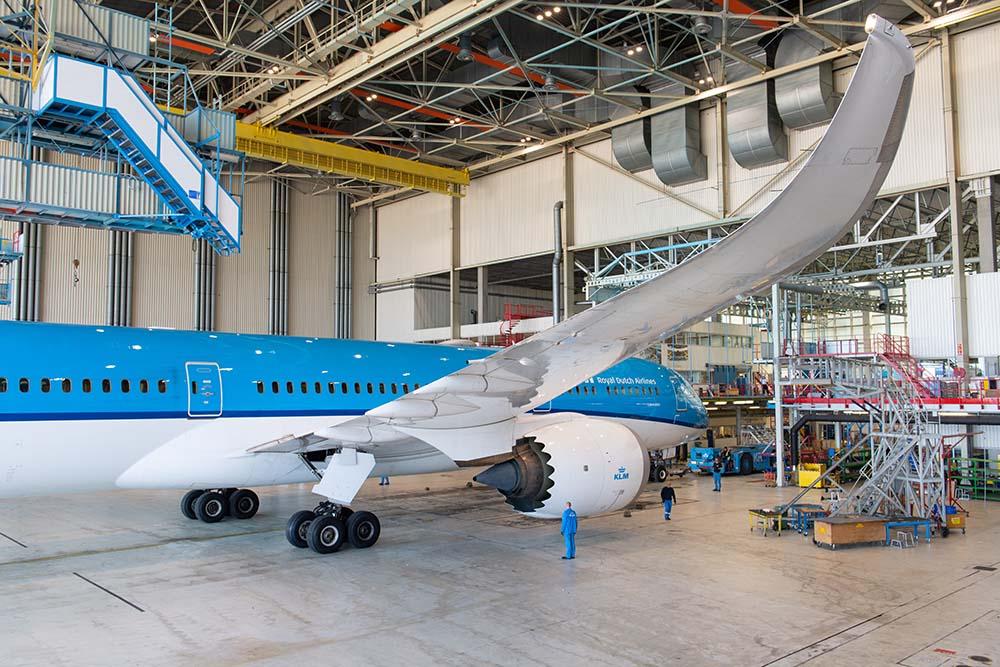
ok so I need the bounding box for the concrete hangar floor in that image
[1,473,998,667]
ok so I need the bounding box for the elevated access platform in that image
[29,54,241,253]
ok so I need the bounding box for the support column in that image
[268,177,289,335]
[15,222,42,322]
[561,146,575,320]
[333,192,352,338]
[105,230,132,326]
[941,30,970,368]
[449,196,461,339]
[973,177,997,375]
[771,282,784,487]
[192,239,216,332]
[476,265,488,324]
[716,98,730,217]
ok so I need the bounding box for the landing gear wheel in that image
[346,511,381,549]
[655,466,668,483]
[194,491,227,523]
[739,455,753,476]
[307,516,346,554]
[229,489,260,520]
[181,490,204,520]
[286,510,316,548]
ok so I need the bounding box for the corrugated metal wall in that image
[574,115,718,248]
[216,179,269,333]
[906,273,1000,359]
[377,193,452,280]
[39,225,107,325]
[880,44,947,194]
[954,22,1000,178]
[287,186,336,337]
[461,153,563,266]
[352,206,376,340]
[132,232,194,329]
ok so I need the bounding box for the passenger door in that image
[185,362,223,418]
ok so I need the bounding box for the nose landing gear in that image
[285,501,381,554]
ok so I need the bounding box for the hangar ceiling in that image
[101,0,987,199]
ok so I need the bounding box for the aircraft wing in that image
[258,15,914,464]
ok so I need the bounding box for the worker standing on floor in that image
[660,484,676,520]
[712,455,723,492]
[561,501,578,560]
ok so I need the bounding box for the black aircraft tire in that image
[285,510,316,548]
[739,455,753,476]
[307,516,346,554]
[229,489,260,520]
[655,466,668,483]
[180,490,203,520]
[347,511,381,549]
[194,491,227,523]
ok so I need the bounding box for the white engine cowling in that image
[473,418,648,518]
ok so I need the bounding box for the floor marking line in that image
[72,572,145,613]
[896,609,996,665]
[0,531,27,548]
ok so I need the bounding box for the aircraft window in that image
[0,377,6,392]
[328,382,336,394]
[158,380,167,393]
[300,381,308,394]
[271,381,279,394]
[102,379,111,393]
[140,379,149,393]
[366,383,373,394]
[41,378,50,393]
[62,379,72,393]
[414,383,421,390]
[255,381,264,394]
[655,387,660,396]
[341,382,348,394]
[286,381,294,394]
[354,382,361,394]
[402,383,409,394]
[314,382,322,394]
[19,377,29,393]
[190,381,197,395]
[379,382,385,394]
[391,383,397,394]
[605,386,611,395]
[121,379,130,393]
[83,378,92,393]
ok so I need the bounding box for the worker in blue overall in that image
[660,484,676,520]
[560,501,578,560]
[712,455,723,492]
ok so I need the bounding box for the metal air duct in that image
[774,30,841,130]
[651,105,707,186]
[611,120,652,172]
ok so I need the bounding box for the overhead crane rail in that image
[235,122,469,197]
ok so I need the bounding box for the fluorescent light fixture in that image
[939,411,970,417]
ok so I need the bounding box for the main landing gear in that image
[181,488,260,523]
[285,501,381,554]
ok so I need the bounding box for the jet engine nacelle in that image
[474,418,648,518]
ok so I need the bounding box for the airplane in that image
[0,15,913,556]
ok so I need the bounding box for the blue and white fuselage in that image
[0,321,706,498]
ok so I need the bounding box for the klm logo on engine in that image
[613,466,629,481]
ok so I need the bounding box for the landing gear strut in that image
[181,488,259,523]
[285,501,381,554]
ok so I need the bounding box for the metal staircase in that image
[30,54,241,253]
[778,337,946,521]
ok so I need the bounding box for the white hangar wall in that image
[359,22,1000,341]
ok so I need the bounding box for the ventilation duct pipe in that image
[774,30,841,130]
[652,105,708,186]
[106,230,132,326]
[725,45,787,169]
[268,177,289,336]
[853,280,891,335]
[611,120,653,172]
[16,222,41,322]
[334,192,352,339]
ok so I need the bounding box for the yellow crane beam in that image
[235,122,468,197]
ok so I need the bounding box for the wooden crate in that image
[813,516,888,549]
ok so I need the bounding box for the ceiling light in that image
[635,45,643,53]
[932,0,942,5]
[544,10,552,17]
[699,78,705,85]
[706,75,714,82]
[627,48,635,56]
[543,72,558,92]
[371,93,378,100]
[149,33,158,43]
[553,6,561,12]
[537,13,544,20]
